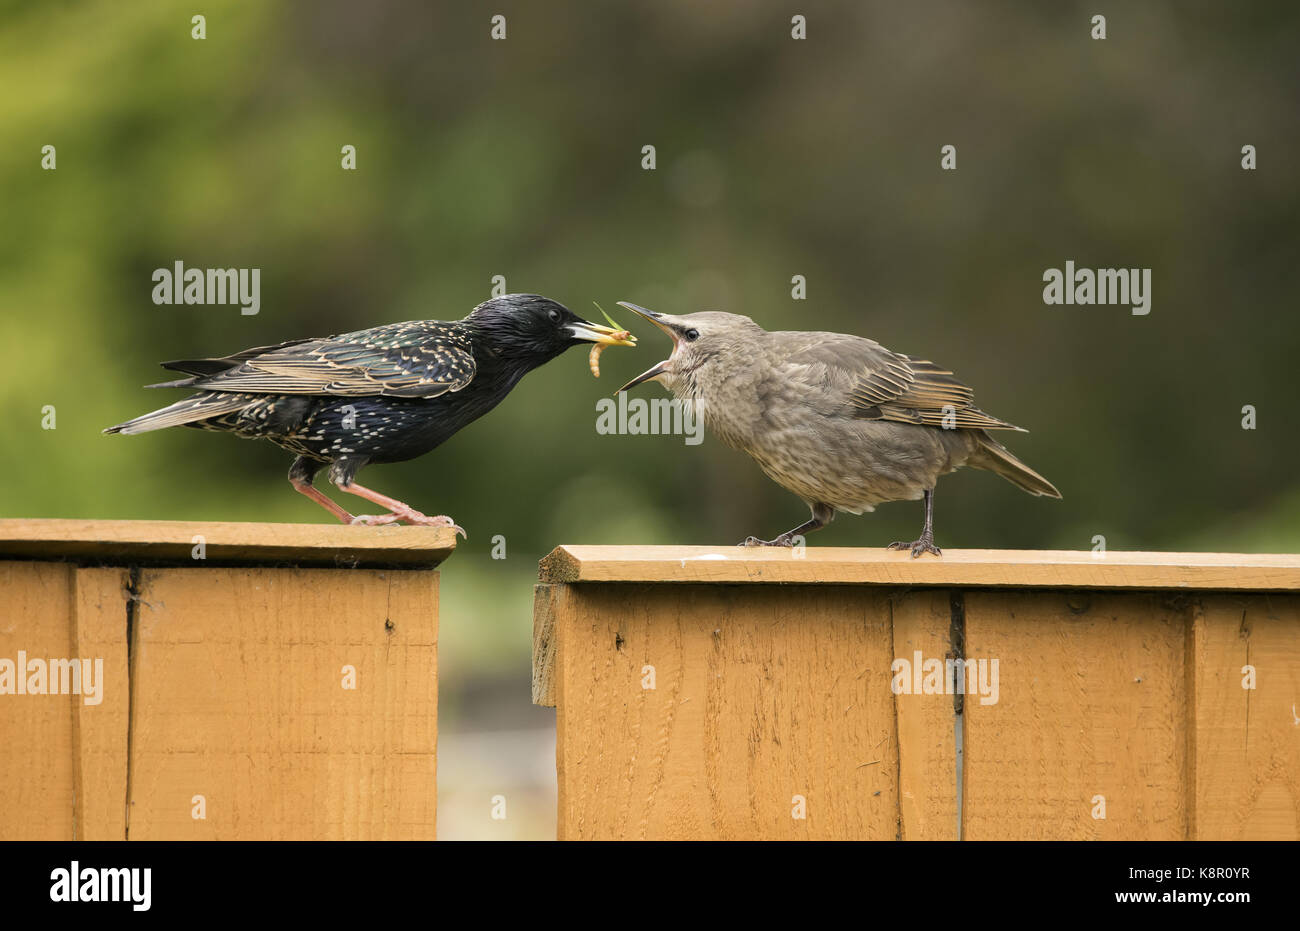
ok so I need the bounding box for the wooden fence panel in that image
[1191,594,1300,839]
[0,561,76,840]
[0,519,453,841]
[552,584,899,840]
[890,589,959,840]
[71,567,131,840]
[535,546,1300,841]
[961,590,1187,840]
[127,568,438,840]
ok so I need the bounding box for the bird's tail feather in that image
[973,431,1061,498]
[104,393,248,435]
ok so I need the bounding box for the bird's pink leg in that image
[291,476,356,523]
[335,480,465,537]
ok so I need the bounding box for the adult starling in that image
[616,302,1059,556]
[105,294,635,529]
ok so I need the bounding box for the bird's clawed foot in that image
[887,532,942,558]
[739,533,797,547]
[351,508,466,537]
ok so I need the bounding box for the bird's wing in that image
[781,332,1024,431]
[169,322,477,399]
[159,338,318,377]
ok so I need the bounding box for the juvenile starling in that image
[106,294,635,529]
[616,302,1059,556]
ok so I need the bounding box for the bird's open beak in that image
[615,302,674,392]
[566,319,637,346]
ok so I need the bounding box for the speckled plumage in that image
[106,294,634,526]
[616,303,1060,554]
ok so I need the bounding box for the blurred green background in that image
[2,0,1297,837]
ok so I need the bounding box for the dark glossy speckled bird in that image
[616,302,1059,556]
[105,294,635,530]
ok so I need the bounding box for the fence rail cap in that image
[0,519,457,568]
[539,545,1300,590]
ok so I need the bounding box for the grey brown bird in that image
[615,302,1059,555]
[105,294,635,530]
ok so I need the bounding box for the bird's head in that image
[467,294,636,364]
[615,303,764,398]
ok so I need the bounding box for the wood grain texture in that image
[125,567,438,839]
[532,584,560,707]
[539,545,1300,590]
[0,519,456,568]
[554,584,899,840]
[536,550,1299,840]
[1190,594,1300,839]
[0,561,76,839]
[961,591,1188,839]
[890,589,959,840]
[71,568,131,840]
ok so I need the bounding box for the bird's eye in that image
[548,309,561,323]
[684,328,700,342]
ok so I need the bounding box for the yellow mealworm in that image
[588,332,629,377]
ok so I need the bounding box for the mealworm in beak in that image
[588,332,629,378]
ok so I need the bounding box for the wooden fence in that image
[533,546,1300,840]
[6,525,1296,841]
[0,519,455,840]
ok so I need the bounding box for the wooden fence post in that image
[0,519,454,840]
[533,546,1300,840]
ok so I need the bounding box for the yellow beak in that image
[567,320,637,346]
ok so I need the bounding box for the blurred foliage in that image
[2,1,1299,679]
